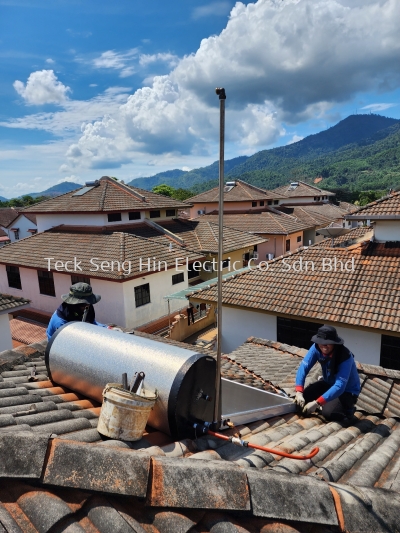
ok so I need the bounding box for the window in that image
[277,317,322,350]
[221,259,230,269]
[253,245,258,252]
[188,262,200,279]
[149,210,161,218]
[6,266,21,290]
[107,213,122,222]
[71,275,90,285]
[135,283,150,307]
[129,212,141,220]
[274,200,279,205]
[252,201,257,207]
[285,239,290,252]
[260,201,264,206]
[14,230,20,240]
[38,270,55,297]
[268,200,272,205]
[166,209,176,217]
[380,335,400,370]
[297,235,302,243]
[172,272,184,285]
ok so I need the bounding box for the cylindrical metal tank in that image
[45,322,216,440]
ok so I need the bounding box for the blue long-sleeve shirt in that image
[46,309,106,341]
[295,343,360,404]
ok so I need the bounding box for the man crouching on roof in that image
[294,325,361,420]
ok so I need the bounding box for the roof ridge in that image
[102,176,146,202]
[20,185,82,212]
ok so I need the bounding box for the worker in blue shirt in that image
[46,282,107,341]
[294,325,361,420]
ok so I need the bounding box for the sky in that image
[0,0,400,199]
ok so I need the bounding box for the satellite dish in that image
[316,224,352,246]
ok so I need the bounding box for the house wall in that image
[280,196,331,205]
[219,306,277,354]
[374,221,400,242]
[122,268,185,328]
[335,325,381,366]
[7,215,37,242]
[188,201,280,219]
[36,209,178,232]
[0,314,12,351]
[201,248,255,281]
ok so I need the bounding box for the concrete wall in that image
[374,221,400,242]
[122,268,186,328]
[169,305,215,342]
[201,248,255,281]
[36,209,177,232]
[280,196,331,205]
[7,215,37,242]
[335,325,381,366]
[188,201,280,219]
[0,314,12,351]
[219,306,277,354]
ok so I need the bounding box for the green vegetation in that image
[0,195,49,208]
[152,184,193,201]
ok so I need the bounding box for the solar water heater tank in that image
[45,322,216,440]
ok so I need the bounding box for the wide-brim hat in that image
[311,325,344,345]
[61,282,101,305]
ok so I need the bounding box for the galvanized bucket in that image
[97,383,158,441]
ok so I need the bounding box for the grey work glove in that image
[294,391,305,409]
[302,400,320,416]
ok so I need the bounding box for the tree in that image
[152,184,175,197]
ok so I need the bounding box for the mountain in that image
[129,114,400,195]
[0,196,7,202]
[128,156,248,190]
[28,181,82,199]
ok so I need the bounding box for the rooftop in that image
[195,211,312,235]
[1,334,400,532]
[271,180,335,198]
[0,293,30,314]
[21,176,190,214]
[0,228,204,281]
[190,239,400,333]
[346,190,400,219]
[0,207,19,228]
[278,203,352,227]
[91,218,267,255]
[186,179,283,203]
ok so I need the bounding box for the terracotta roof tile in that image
[272,180,335,198]
[186,179,283,203]
[22,176,190,214]
[0,229,204,280]
[346,190,400,218]
[191,240,400,333]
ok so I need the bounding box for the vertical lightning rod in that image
[213,87,226,428]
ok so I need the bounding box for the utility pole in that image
[213,87,226,428]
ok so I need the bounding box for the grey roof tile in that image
[0,433,50,478]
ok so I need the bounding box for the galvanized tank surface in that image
[45,322,216,439]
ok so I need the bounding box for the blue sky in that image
[0,0,400,198]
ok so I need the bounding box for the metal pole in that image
[168,299,171,334]
[213,87,226,428]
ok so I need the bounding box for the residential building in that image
[0,293,30,351]
[185,179,284,218]
[5,212,37,242]
[0,207,19,236]
[271,180,335,205]
[0,227,204,328]
[190,213,400,367]
[0,227,10,248]
[195,211,312,259]
[21,176,190,232]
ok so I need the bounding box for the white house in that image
[5,213,37,242]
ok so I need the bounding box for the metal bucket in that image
[97,383,158,441]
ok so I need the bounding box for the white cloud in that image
[139,53,180,68]
[182,166,191,171]
[57,175,82,184]
[13,70,70,105]
[287,134,304,145]
[45,58,54,64]
[33,177,42,182]
[89,83,98,87]
[192,1,231,19]
[361,103,398,112]
[92,49,138,78]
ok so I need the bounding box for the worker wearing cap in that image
[46,282,107,340]
[294,325,361,419]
